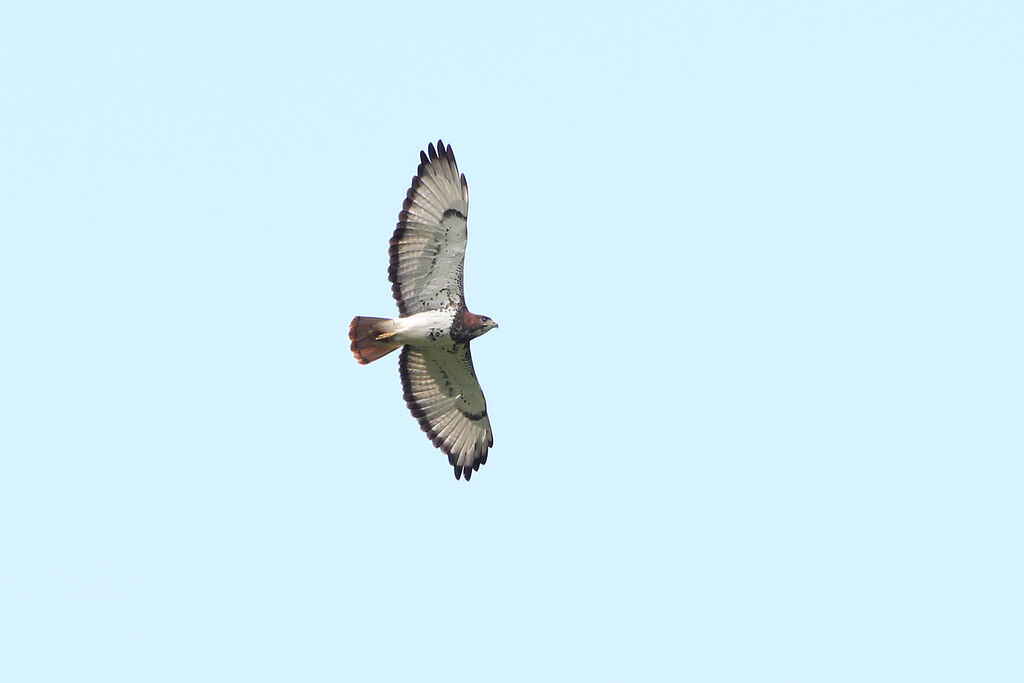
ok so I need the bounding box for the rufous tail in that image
[349,316,401,364]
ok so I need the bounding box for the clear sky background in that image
[2,2,1022,681]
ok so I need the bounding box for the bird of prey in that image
[349,141,497,481]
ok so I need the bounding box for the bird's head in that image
[477,315,499,335]
[460,310,498,340]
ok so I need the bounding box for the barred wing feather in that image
[400,344,492,480]
[388,140,470,316]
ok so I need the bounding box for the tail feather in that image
[349,316,401,364]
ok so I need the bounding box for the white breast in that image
[391,310,457,345]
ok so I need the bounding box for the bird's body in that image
[349,141,497,481]
[394,310,454,341]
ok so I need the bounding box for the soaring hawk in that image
[349,141,497,481]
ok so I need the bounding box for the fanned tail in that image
[349,316,401,364]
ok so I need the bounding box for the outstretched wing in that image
[399,344,492,480]
[389,140,470,316]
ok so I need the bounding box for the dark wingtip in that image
[453,466,462,480]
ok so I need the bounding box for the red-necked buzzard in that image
[349,141,497,481]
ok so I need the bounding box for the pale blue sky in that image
[2,2,1022,681]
